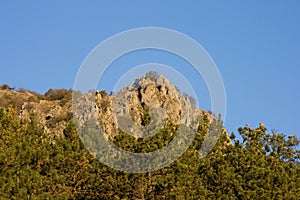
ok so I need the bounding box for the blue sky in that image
[0,1,299,138]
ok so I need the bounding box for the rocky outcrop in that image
[0,73,229,143]
[20,100,71,137]
[0,89,72,138]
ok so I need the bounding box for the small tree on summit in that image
[145,71,159,81]
[0,84,15,91]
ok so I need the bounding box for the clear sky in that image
[0,1,299,138]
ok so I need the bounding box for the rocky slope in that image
[0,73,229,143]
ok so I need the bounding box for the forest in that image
[0,86,299,199]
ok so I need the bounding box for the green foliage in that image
[0,106,299,199]
[111,121,177,153]
[141,106,151,126]
[198,124,300,199]
[44,88,72,106]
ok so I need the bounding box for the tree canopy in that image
[0,105,299,199]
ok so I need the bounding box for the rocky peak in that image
[92,72,202,138]
[0,73,229,144]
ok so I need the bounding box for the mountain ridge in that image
[0,72,229,143]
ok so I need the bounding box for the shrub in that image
[145,71,159,81]
[0,84,14,91]
[0,84,9,90]
[96,90,107,98]
[100,99,110,110]
[0,92,25,110]
[44,88,72,106]
[44,89,69,100]
[18,87,27,93]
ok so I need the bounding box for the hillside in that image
[0,74,299,199]
[0,73,227,143]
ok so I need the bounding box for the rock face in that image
[0,88,72,139]
[0,73,229,143]
[89,73,202,138]
[21,100,71,137]
[124,74,182,125]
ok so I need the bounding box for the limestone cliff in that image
[0,73,230,144]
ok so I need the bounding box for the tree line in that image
[0,105,299,199]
